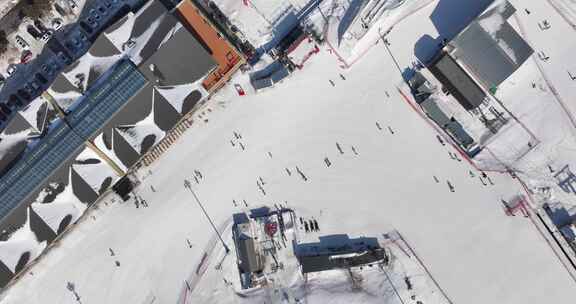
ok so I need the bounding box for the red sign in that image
[265,222,278,236]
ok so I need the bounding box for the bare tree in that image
[21,0,54,19]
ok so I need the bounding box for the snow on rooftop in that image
[103,0,178,66]
[30,169,87,235]
[94,132,128,172]
[0,210,47,274]
[154,79,207,114]
[105,12,137,50]
[127,17,171,65]
[61,51,123,95]
[476,0,520,63]
[115,92,165,155]
[18,97,48,133]
[47,89,83,112]
[477,0,509,34]
[0,129,29,160]
[72,147,118,196]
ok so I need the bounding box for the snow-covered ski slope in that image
[3,41,575,304]
[2,0,576,303]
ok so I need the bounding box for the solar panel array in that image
[0,60,147,219]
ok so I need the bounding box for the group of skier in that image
[300,217,320,233]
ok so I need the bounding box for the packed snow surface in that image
[2,37,575,304]
[1,0,576,303]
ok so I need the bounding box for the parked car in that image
[7,65,17,77]
[52,18,63,30]
[41,30,53,43]
[14,35,30,51]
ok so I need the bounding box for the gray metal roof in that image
[451,1,533,89]
[104,0,183,65]
[138,27,217,86]
[429,53,487,111]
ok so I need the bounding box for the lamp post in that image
[184,179,230,254]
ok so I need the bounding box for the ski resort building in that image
[232,207,295,289]
[294,235,388,274]
[428,52,487,111]
[232,213,265,275]
[447,1,533,92]
[0,0,236,288]
[175,0,245,92]
[428,0,533,109]
[0,0,148,131]
[413,0,533,157]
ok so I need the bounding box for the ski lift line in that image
[484,144,576,281]
[545,0,576,31]
[381,264,407,304]
[516,177,576,284]
[177,217,234,303]
[396,231,455,304]
[345,0,435,67]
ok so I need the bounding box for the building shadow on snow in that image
[414,0,495,64]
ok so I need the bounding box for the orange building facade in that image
[176,0,245,92]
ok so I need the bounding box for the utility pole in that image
[184,179,230,254]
